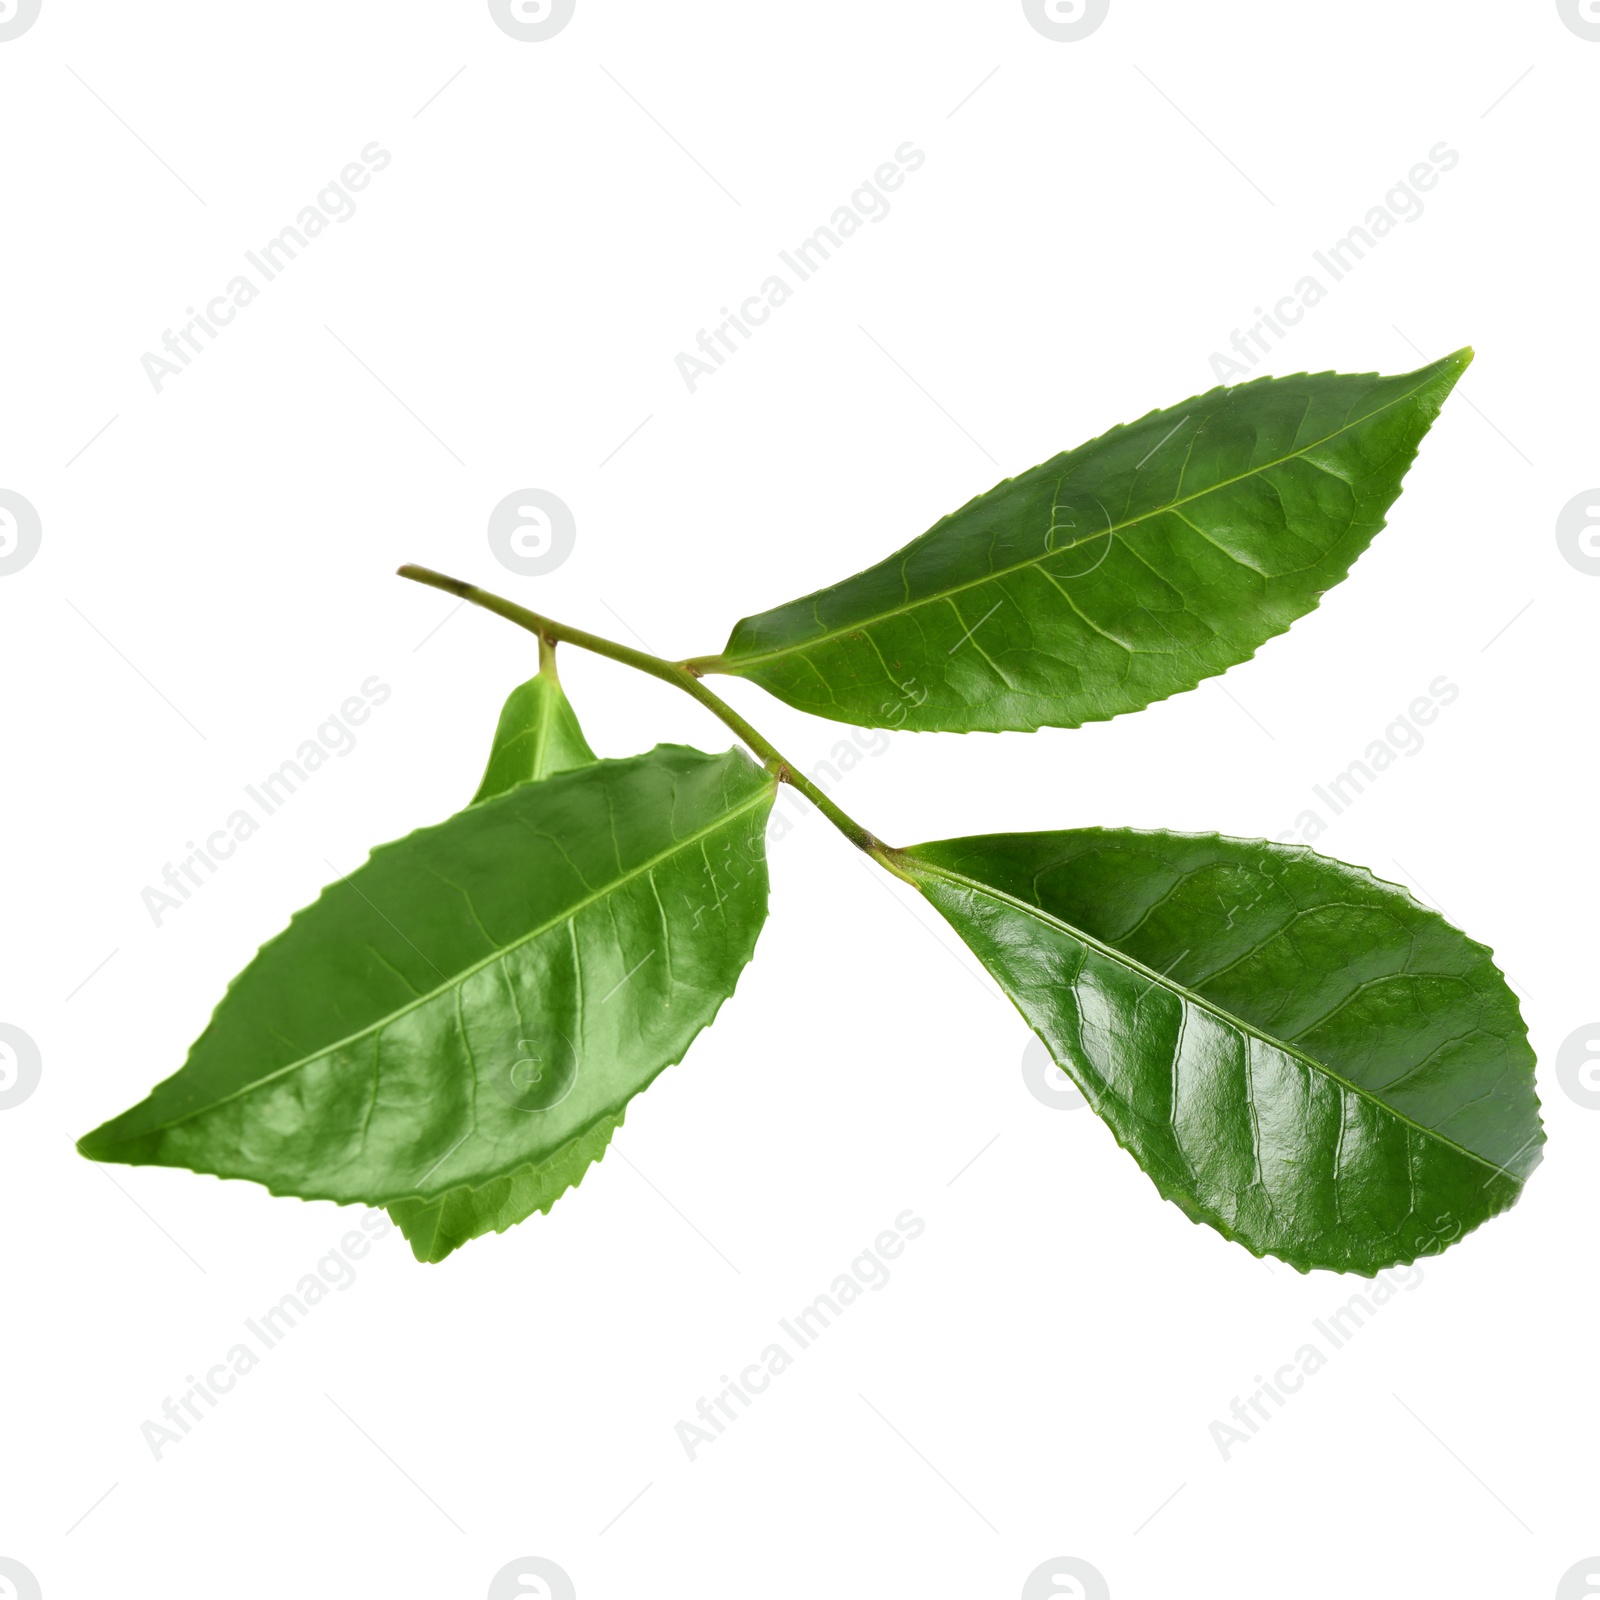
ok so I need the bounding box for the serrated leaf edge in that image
[902,824,1542,1276]
[710,352,1472,734]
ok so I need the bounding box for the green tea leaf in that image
[79,746,775,1211]
[389,650,613,1261]
[901,827,1540,1273]
[703,352,1471,732]
[389,1109,623,1264]
[470,645,597,802]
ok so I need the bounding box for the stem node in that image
[398,564,891,858]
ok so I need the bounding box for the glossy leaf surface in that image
[389,1111,623,1264]
[902,827,1540,1272]
[391,652,612,1260]
[79,747,775,1208]
[469,648,597,803]
[706,353,1470,732]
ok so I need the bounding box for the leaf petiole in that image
[397,564,893,863]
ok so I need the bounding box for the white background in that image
[2,3,1596,1597]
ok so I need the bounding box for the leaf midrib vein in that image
[110,780,775,1142]
[908,856,1522,1187]
[723,369,1442,670]
[529,686,554,779]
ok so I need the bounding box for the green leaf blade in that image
[79,746,775,1210]
[389,1109,623,1264]
[901,827,1540,1273]
[387,649,607,1258]
[470,650,597,803]
[708,352,1471,732]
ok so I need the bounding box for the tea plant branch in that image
[397,563,890,860]
[80,354,1545,1276]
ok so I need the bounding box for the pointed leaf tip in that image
[712,358,1474,732]
[76,747,777,1217]
[904,827,1539,1274]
